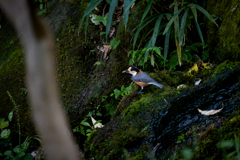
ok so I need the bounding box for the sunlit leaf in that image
[194,4,218,27]
[141,1,153,22]
[81,121,91,127]
[8,111,13,122]
[124,0,130,30]
[106,0,118,40]
[110,39,120,50]
[164,26,172,67]
[179,8,188,45]
[1,129,10,139]
[100,32,106,35]
[163,6,187,35]
[0,121,9,129]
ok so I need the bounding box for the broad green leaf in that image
[85,14,90,42]
[194,20,204,44]
[17,151,25,158]
[151,14,164,48]
[80,127,85,136]
[1,129,11,139]
[86,129,92,133]
[189,4,197,22]
[40,4,43,10]
[163,6,187,35]
[153,47,161,56]
[0,121,9,129]
[194,4,218,27]
[81,121,91,127]
[141,1,153,22]
[164,26,172,67]
[110,39,121,50]
[124,0,130,30]
[106,0,118,40]
[4,150,12,156]
[13,145,20,153]
[133,14,158,50]
[179,8,188,45]
[8,111,13,121]
[94,16,104,21]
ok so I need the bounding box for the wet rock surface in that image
[86,63,240,159]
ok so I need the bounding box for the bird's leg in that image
[137,86,144,94]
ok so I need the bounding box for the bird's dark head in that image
[122,66,140,76]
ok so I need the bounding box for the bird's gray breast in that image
[132,72,156,83]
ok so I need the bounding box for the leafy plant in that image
[78,0,135,41]
[169,43,201,70]
[0,91,34,160]
[92,14,115,26]
[110,39,120,50]
[162,1,218,66]
[73,113,102,137]
[128,46,165,68]
[111,83,132,100]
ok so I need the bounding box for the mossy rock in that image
[206,0,240,62]
[84,61,240,159]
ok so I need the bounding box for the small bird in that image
[122,67,164,94]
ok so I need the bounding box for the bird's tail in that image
[148,82,164,88]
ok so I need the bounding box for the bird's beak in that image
[122,69,128,73]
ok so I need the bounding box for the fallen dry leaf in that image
[89,114,104,129]
[103,45,111,60]
[198,107,224,116]
[102,4,107,17]
[109,26,116,38]
[97,46,104,52]
[94,7,100,12]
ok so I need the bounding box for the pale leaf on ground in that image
[198,107,223,116]
[103,45,111,59]
[109,26,116,38]
[89,115,104,128]
[97,46,104,52]
[94,7,100,12]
